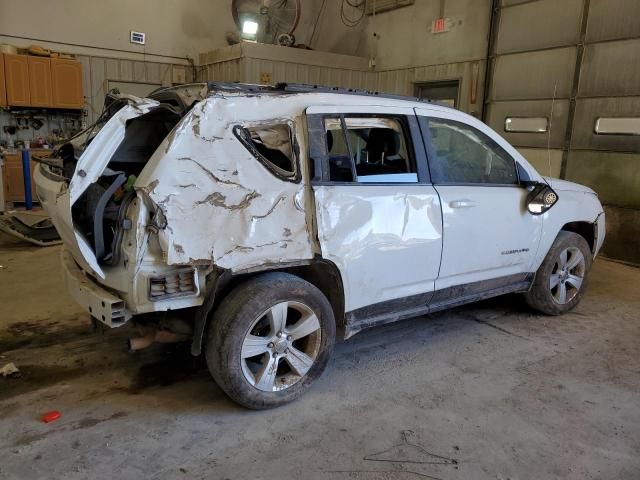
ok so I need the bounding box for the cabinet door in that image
[28,56,53,107]
[51,58,83,109]
[0,54,6,107]
[4,54,30,107]
[2,154,40,203]
[3,154,23,203]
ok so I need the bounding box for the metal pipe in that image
[21,149,33,210]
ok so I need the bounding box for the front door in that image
[415,107,542,292]
[306,105,443,319]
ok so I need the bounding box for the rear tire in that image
[205,272,335,409]
[525,231,592,315]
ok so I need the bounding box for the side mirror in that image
[526,183,559,215]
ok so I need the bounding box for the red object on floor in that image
[41,411,62,423]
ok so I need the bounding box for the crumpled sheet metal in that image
[136,94,314,271]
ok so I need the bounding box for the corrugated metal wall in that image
[199,43,377,92]
[485,0,640,263]
[77,56,191,124]
[376,60,486,116]
[566,0,640,263]
[201,58,377,90]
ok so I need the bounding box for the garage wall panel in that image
[599,205,640,264]
[564,151,640,208]
[237,57,376,91]
[118,60,133,82]
[579,39,640,97]
[491,48,576,101]
[517,148,563,178]
[496,0,583,54]
[145,63,161,84]
[376,60,485,115]
[80,56,177,124]
[105,58,119,80]
[571,97,640,152]
[205,59,242,83]
[586,0,640,43]
[487,99,569,148]
[489,0,640,264]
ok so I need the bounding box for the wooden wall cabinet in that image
[28,56,53,107]
[2,150,50,204]
[0,54,6,107]
[4,54,30,107]
[1,54,83,109]
[51,58,83,109]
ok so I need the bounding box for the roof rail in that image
[207,82,279,94]
[206,81,449,107]
[276,83,433,103]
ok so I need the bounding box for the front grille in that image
[149,269,196,301]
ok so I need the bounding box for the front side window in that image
[426,118,518,185]
[324,116,417,183]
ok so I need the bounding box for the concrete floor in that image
[0,233,639,480]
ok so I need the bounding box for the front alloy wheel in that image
[549,247,586,305]
[525,231,592,315]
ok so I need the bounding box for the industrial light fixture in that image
[242,20,259,35]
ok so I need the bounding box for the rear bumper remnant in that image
[61,249,131,327]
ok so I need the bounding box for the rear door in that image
[415,107,542,292]
[35,97,159,278]
[306,105,443,317]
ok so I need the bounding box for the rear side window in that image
[324,116,417,183]
[235,123,297,180]
[426,118,517,185]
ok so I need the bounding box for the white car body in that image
[34,83,605,352]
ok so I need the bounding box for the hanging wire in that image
[309,0,327,47]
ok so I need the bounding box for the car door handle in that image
[449,200,476,209]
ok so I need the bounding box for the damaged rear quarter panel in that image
[135,95,314,270]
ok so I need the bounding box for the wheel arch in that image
[560,221,596,253]
[190,259,345,356]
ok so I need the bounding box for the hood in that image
[543,177,596,195]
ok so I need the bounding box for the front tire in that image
[525,231,592,315]
[205,272,335,409]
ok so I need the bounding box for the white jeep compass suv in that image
[34,83,605,409]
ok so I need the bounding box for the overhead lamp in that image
[242,20,259,35]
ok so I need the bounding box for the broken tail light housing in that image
[149,268,197,301]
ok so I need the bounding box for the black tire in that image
[525,231,593,315]
[205,272,335,409]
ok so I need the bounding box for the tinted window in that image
[427,118,517,185]
[324,117,417,183]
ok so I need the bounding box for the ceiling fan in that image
[231,0,301,46]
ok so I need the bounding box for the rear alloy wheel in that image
[241,301,322,392]
[206,272,335,409]
[525,231,592,315]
